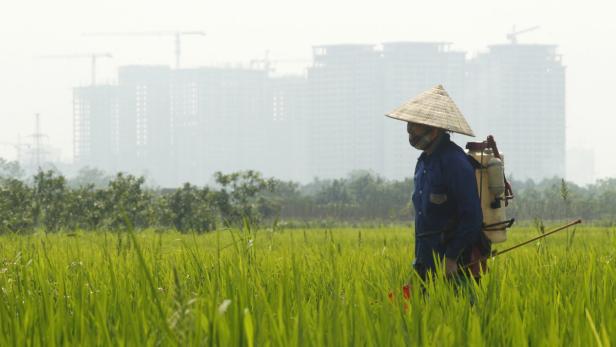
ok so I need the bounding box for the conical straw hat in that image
[385,84,475,137]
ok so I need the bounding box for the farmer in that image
[385,85,485,281]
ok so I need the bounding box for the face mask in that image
[409,128,434,150]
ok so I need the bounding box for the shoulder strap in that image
[467,155,482,169]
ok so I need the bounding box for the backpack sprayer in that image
[466,135,515,243]
[464,135,582,271]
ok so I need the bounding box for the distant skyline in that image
[1,0,614,181]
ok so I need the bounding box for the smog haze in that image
[0,0,614,184]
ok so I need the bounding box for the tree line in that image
[1,158,615,233]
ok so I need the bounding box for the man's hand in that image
[445,257,458,276]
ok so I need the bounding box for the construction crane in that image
[84,31,206,69]
[249,50,311,74]
[250,50,273,72]
[506,25,540,44]
[38,53,112,85]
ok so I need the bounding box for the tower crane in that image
[38,53,112,85]
[250,50,272,72]
[506,25,540,44]
[84,31,206,69]
[249,50,311,74]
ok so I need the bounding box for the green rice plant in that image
[0,226,614,346]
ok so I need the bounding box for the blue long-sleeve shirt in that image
[412,133,483,271]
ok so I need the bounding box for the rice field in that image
[0,224,614,346]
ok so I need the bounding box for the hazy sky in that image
[1,0,614,179]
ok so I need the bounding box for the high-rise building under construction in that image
[73,85,119,171]
[74,66,274,186]
[171,67,271,185]
[466,44,566,181]
[74,66,174,185]
[307,44,384,179]
[117,66,173,184]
